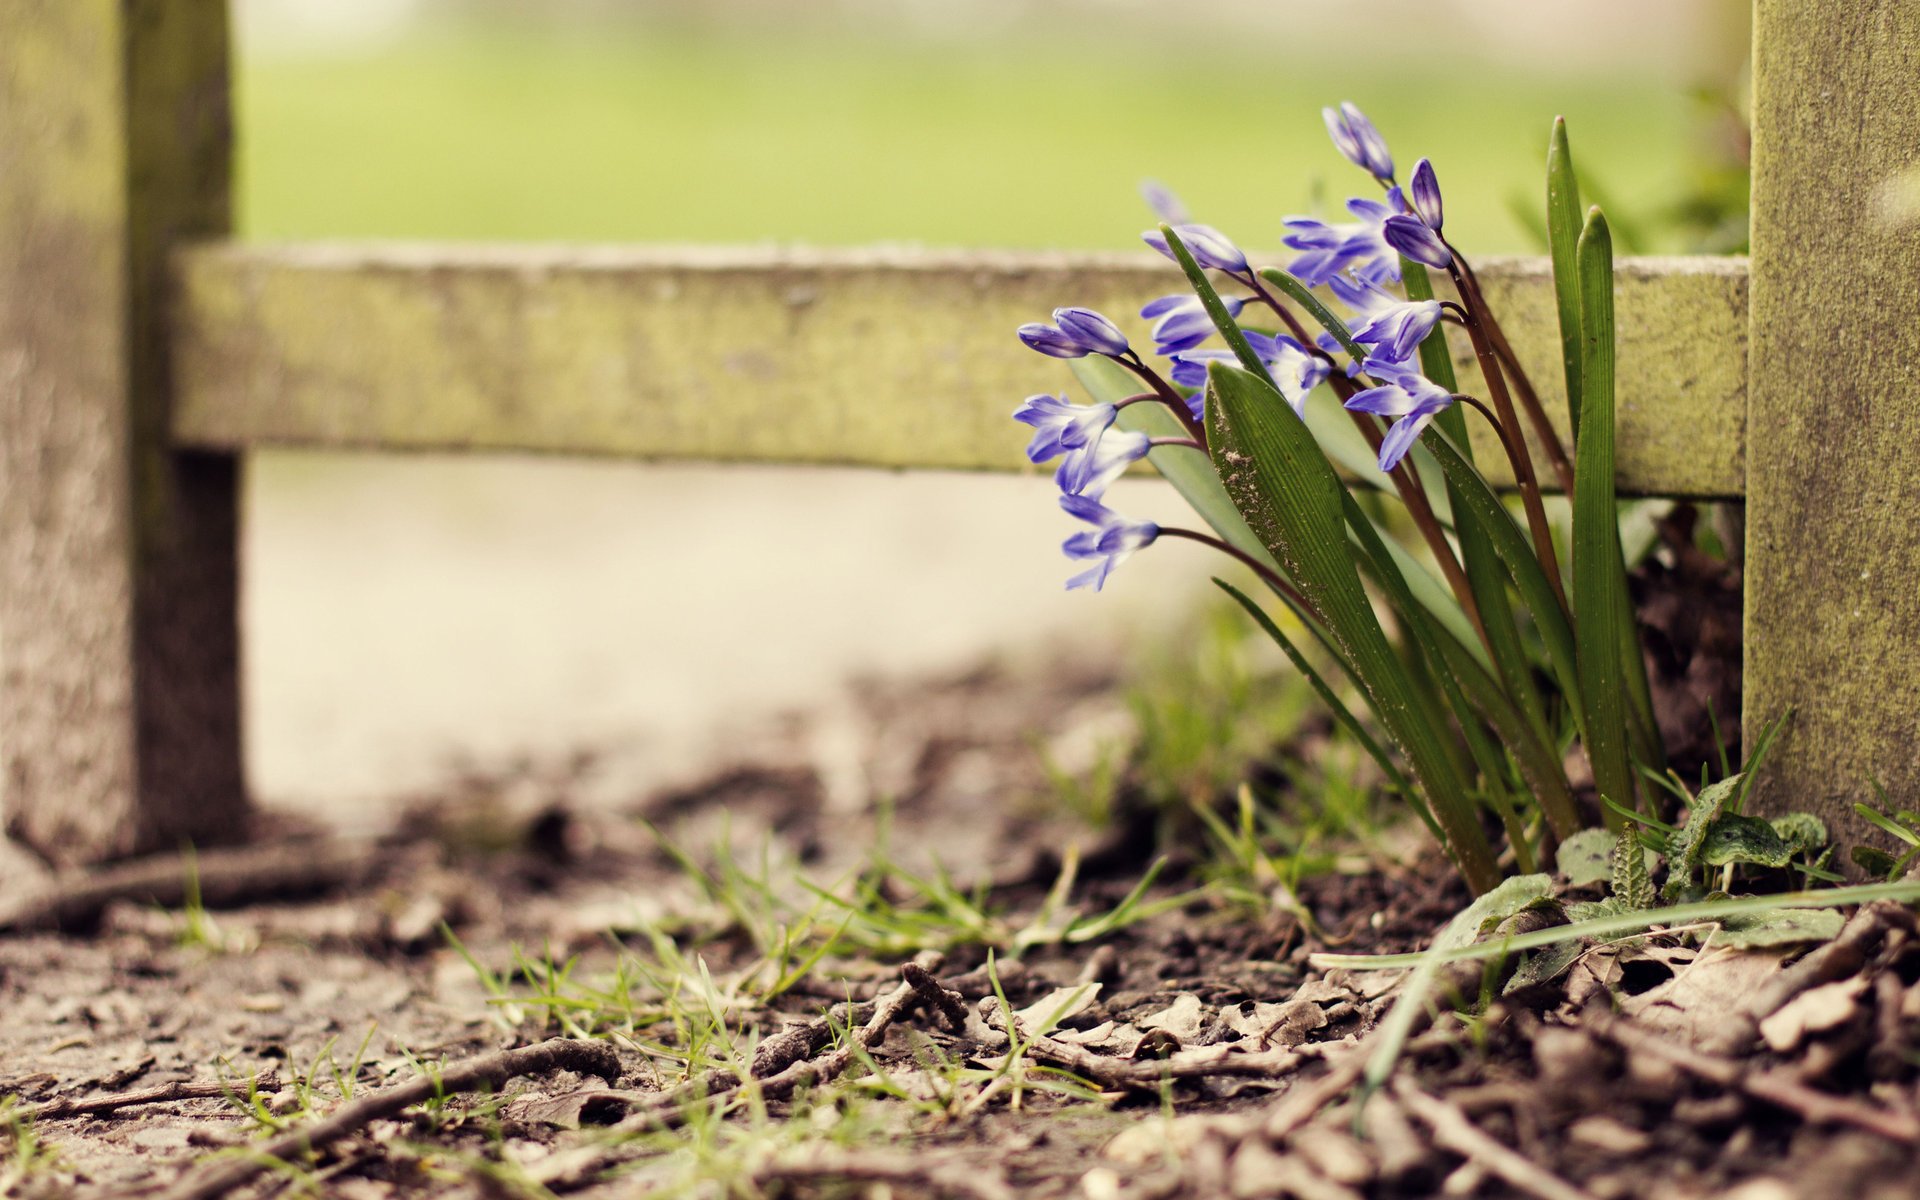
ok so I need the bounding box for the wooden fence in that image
[0,1,1914,864]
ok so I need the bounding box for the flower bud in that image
[1324,101,1394,182]
[1017,322,1089,358]
[1409,158,1443,231]
[1382,214,1452,269]
[1052,307,1131,357]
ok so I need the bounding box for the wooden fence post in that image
[1746,0,1920,850]
[0,0,245,863]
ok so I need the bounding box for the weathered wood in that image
[171,245,1748,499]
[1745,0,1920,855]
[0,1,244,863]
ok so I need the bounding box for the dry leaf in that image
[1758,976,1869,1052]
[1136,993,1206,1042]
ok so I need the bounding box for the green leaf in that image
[1854,801,1920,848]
[1572,207,1636,824]
[1504,939,1586,994]
[1556,828,1616,887]
[1701,813,1795,869]
[1610,826,1655,909]
[1714,908,1845,949]
[1769,812,1829,857]
[1312,878,1920,973]
[1546,117,1585,438]
[1205,362,1499,894]
[1212,577,1432,836]
[1852,845,1903,880]
[1662,773,1741,898]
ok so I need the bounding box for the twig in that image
[147,1038,620,1200]
[749,1147,1015,1200]
[19,1073,281,1122]
[532,958,958,1191]
[986,1000,1317,1092]
[1701,900,1909,1057]
[0,841,380,933]
[1392,1080,1598,1200]
[1592,1011,1920,1144]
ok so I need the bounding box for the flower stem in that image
[1146,437,1206,451]
[1445,259,1565,601]
[1119,354,1207,449]
[1451,249,1575,494]
[1157,527,1320,624]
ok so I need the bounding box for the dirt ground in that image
[2,523,1917,1199]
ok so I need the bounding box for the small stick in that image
[532,959,955,1190]
[17,1073,282,1122]
[986,1000,1315,1092]
[149,1038,620,1200]
[749,1147,1016,1200]
[0,841,379,933]
[1392,1080,1598,1200]
[1593,1012,1919,1144]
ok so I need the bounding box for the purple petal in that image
[1409,158,1443,231]
[1382,215,1452,269]
[1017,323,1087,359]
[1139,179,1190,224]
[1053,307,1131,357]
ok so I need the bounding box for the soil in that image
[2,520,1916,1200]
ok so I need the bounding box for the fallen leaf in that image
[1136,994,1206,1042]
[1758,976,1869,1052]
[1015,984,1101,1035]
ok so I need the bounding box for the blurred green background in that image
[229,0,1750,817]
[234,2,1748,253]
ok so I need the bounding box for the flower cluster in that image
[1011,102,1461,590]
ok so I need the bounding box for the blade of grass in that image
[1573,207,1636,824]
[1547,117,1584,438]
[1314,879,1920,972]
[1213,577,1435,837]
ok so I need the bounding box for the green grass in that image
[238,22,1703,253]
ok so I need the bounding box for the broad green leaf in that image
[1503,939,1586,994]
[1714,908,1845,949]
[1555,828,1616,887]
[1206,362,1499,893]
[1769,812,1829,857]
[1701,814,1794,869]
[1611,826,1655,908]
[1573,207,1636,824]
[1663,773,1742,899]
[1546,117,1585,438]
[1852,845,1903,880]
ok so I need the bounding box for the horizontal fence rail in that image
[172,245,1749,499]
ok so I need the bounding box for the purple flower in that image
[1343,362,1455,472]
[1169,332,1328,418]
[1142,223,1250,275]
[1140,293,1244,355]
[1323,101,1394,182]
[1382,214,1453,270]
[1139,179,1191,224]
[1017,322,1088,359]
[1061,494,1160,592]
[1053,307,1131,357]
[1056,426,1151,500]
[1408,158,1443,231]
[1328,273,1441,365]
[1012,393,1116,464]
[1282,188,1408,286]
